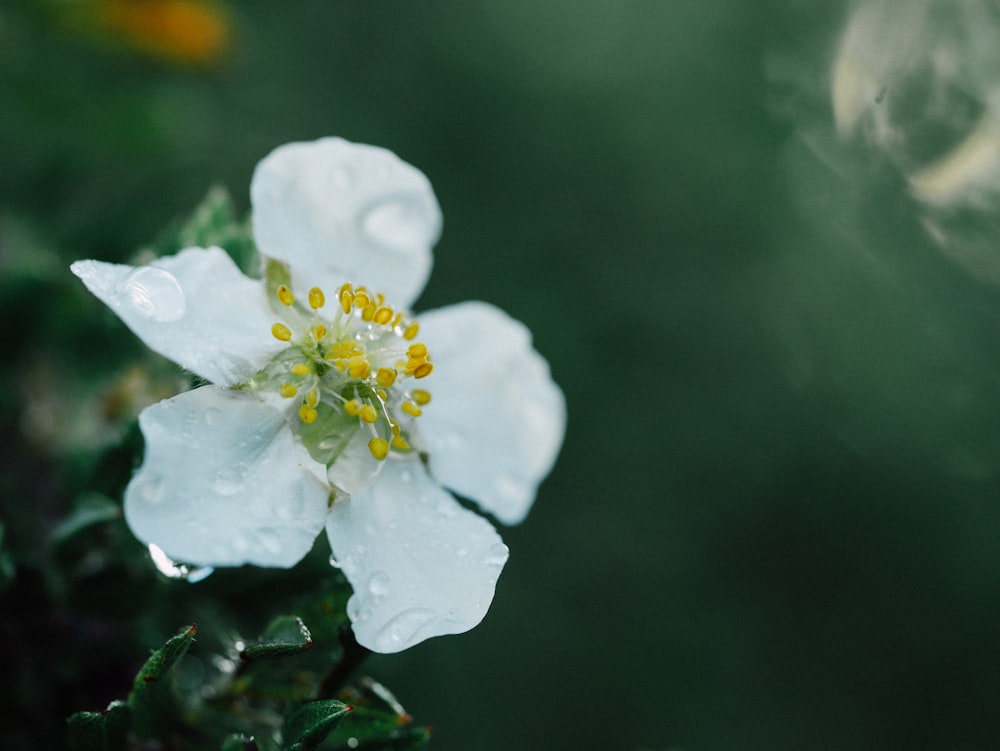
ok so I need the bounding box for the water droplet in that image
[375,608,436,651]
[211,466,244,496]
[367,570,391,597]
[147,544,214,582]
[361,199,430,251]
[257,528,282,554]
[116,266,186,322]
[328,555,341,569]
[485,543,509,566]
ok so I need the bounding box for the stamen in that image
[401,401,422,417]
[291,363,312,377]
[277,285,294,306]
[413,362,434,379]
[299,405,319,424]
[373,306,394,325]
[272,323,293,342]
[339,283,354,315]
[354,289,371,309]
[403,322,420,340]
[368,437,389,460]
[311,323,327,342]
[358,404,378,423]
[407,343,428,359]
[344,399,361,416]
[306,389,319,408]
[411,389,431,405]
[347,357,371,379]
[308,287,325,309]
[376,368,397,388]
[280,383,298,398]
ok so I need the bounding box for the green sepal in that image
[241,615,314,661]
[128,623,198,738]
[282,699,352,751]
[67,700,131,751]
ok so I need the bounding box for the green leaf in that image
[51,493,121,548]
[241,615,314,661]
[220,734,260,751]
[282,699,352,751]
[67,700,131,751]
[128,623,198,738]
[325,680,430,750]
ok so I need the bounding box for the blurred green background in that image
[5,1,1000,749]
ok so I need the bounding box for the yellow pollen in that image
[306,389,319,408]
[358,404,378,423]
[279,383,298,398]
[373,306,394,325]
[347,357,371,379]
[326,341,361,359]
[411,389,431,405]
[376,367,397,388]
[413,362,434,379]
[361,303,376,322]
[354,290,371,309]
[407,343,428,358]
[271,323,292,342]
[308,287,325,309]
[276,285,294,306]
[344,399,360,416]
[401,401,422,417]
[311,323,328,342]
[299,405,318,424]
[392,435,410,450]
[290,363,311,377]
[403,322,420,340]
[368,437,389,461]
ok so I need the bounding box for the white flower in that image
[71,137,566,653]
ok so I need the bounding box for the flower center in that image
[255,282,432,465]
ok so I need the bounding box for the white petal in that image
[326,461,509,653]
[71,247,284,386]
[125,386,330,568]
[250,137,441,309]
[416,301,566,525]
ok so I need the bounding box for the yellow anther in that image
[368,437,389,461]
[413,362,434,379]
[271,323,293,342]
[376,388,388,401]
[306,389,319,408]
[411,389,431,405]
[339,284,354,315]
[290,363,311,377]
[376,367,397,388]
[403,321,420,340]
[401,401,423,417]
[347,357,371,379]
[326,341,361,359]
[279,383,298,398]
[311,323,328,342]
[308,287,325,309]
[276,285,294,306]
[299,405,318,424]
[407,343,428,359]
[353,290,371,309]
[392,434,410,450]
[359,404,378,423]
[373,306,394,325]
[392,312,404,328]
[361,303,376,322]
[344,399,360,416]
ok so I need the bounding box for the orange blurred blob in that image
[97,0,231,66]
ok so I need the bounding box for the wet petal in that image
[250,137,441,309]
[71,247,283,386]
[416,301,566,525]
[125,385,330,568]
[326,461,508,653]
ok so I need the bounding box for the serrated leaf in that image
[282,699,352,751]
[128,624,197,738]
[241,615,314,661]
[67,700,131,751]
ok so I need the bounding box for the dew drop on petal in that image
[329,555,341,569]
[116,266,186,322]
[374,608,436,651]
[211,466,244,496]
[367,570,391,597]
[486,543,510,567]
